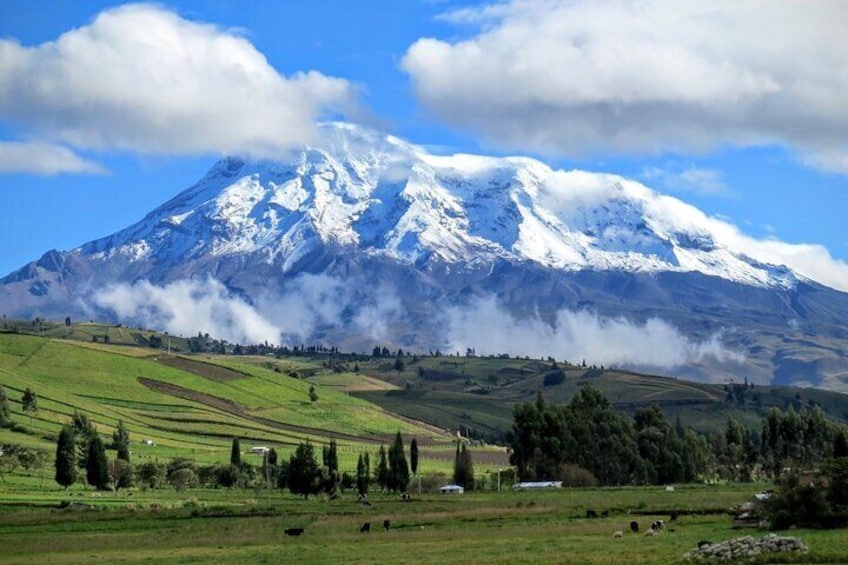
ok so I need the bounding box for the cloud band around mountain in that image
[91,275,742,372]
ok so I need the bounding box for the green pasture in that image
[0,334,454,472]
[0,485,845,564]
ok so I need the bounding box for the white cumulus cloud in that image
[402,0,848,171]
[0,141,105,175]
[0,3,358,164]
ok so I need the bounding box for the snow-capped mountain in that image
[80,123,797,287]
[2,123,847,390]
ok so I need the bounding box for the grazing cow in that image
[697,541,713,549]
[360,522,371,534]
[613,531,623,538]
[650,519,665,532]
[630,521,639,533]
[586,510,597,518]
[284,528,304,536]
[669,511,679,522]
[383,519,391,532]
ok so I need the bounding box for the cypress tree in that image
[327,439,338,474]
[287,441,321,499]
[71,411,96,469]
[388,431,409,492]
[230,437,241,466]
[462,443,475,490]
[453,441,466,486]
[55,425,77,489]
[410,438,419,476]
[834,431,848,458]
[21,387,38,412]
[376,445,389,490]
[112,420,130,463]
[86,434,109,490]
[356,453,370,495]
[0,385,11,428]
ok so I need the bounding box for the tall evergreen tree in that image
[356,453,371,496]
[410,438,419,476]
[85,434,109,490]
[230,437,241,467]
[112,420,130,463]
[388,431,410,492]
[453,442,475,489]
[0,385,11,428]
[71,411,96,468]
[21,387,38,412]
[376,445,389,490]
[287,441,321,499]
[462,443,475,490]
[835,430,848,458]
[453,441,466,485]
[55,425,77,489]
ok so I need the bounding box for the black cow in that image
[670,511,679,522]
[586,510,597,518]
[284,528,304,536]
[650,519,665,532]
[383,519,391,532]
[360,522,371,534]
[630,521,639,533]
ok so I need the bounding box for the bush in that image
[558,464,598,487]
[418,472,451,494]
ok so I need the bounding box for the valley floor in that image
[1,485,846,564]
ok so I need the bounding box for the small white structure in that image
[250,446,270,455]
[142,439,155,446]
[513,481,562,490]
[440,484,465,494]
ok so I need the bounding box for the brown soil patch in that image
[153,355,249,382]
[138,377,399,444]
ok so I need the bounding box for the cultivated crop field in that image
[0,485,845,564]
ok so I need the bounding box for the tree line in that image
[508,385,846,486]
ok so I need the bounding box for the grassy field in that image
[0,332,458,474]
[0,484,845,564]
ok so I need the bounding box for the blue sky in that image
[0,0,845,278]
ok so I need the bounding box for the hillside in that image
[354,353,848,441]
[0,330,457,475]
[4,321,846,454]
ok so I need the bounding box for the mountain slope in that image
[2,123,847,391]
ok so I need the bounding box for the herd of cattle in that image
[284,519,391,537]
[284,510,684,539]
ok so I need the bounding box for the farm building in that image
[513,481,563,490]
[440,484,465,494]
